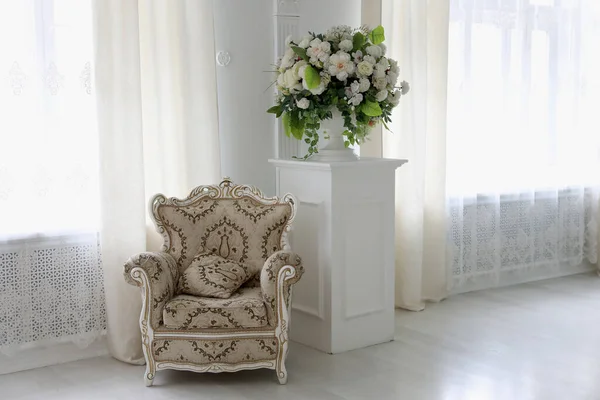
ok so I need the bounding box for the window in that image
[0,0,104,354]
[447,0,600,196]
[0,0,98,238]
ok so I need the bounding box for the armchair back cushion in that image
[155,197,292,273]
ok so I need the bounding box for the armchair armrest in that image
[124,252,179,329]
[260,251,304,327]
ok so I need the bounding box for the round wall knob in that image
[216,51,231,67]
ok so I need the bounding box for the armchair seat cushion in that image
[163,287,268,329]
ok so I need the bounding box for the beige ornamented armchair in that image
[123,178,303,386]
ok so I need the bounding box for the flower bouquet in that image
[267,25,409,160]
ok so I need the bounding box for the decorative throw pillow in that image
[177,253,253,299]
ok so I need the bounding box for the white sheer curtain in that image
[382,0,451,310]
[447,0,600,292]
[384,0,600,308]
[93,0,221,363]
[0,0,220,368]
[0,0,105,357]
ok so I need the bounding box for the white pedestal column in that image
[269,157,407,354]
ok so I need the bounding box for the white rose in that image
[350,80,360,94]
[363,55,376,65]
[297,98,310,109]
[285,35,293,46]
[291,82,303,93]
[294,60,307,78]
[310,82,326,95]
[339,39,353,52]
[283,69,298,88]
[277,73,285,87]
[389,59,399,74]
[320,72,331,86]
[357,61,374,76]
[298,35,313,49]
[375,90,388,102]
[352,50,363,62]
[400,80,410,95]
[373,76,387,90]
[348,93,363,106]
[378,43,387,55]
[366,45,383,58]
[358,77,370,92]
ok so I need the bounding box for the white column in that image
[270,157,407,353]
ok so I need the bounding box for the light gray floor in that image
[2,272,600,400]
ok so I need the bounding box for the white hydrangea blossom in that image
[373,76,387,91]
[298,35,313,49]
[358,77,370,92]
[363,55,377,65]
[325,25,353,42]
[339,39,353,52]
[389,90,402,106]
[366,45,383,58]
[386,71,399,88]
[280,48,296,69]
[372,66,386,79]
[377,57,390,70]
[375,90,388,102]
[348,93,363,106]
[400,80,410,95]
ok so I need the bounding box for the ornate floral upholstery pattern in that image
[177,253,254,299]
[152,338,279,365]
[123,179,303,386]
[261,251,304,327]
[155,196,291,273]
[123,252,179,329]
[163,288,268,329]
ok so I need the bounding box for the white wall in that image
[213,0,362,194]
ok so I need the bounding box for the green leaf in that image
[352,32,366,51]
[291,46,309,62]
[282,112,292,138]
[304,65,321,89]
[289,112,305,140]
[368,25,385,45]
[267,105,281,117]
[361,100,382,117]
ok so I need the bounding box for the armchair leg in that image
[144,365,155,387]
[276,364,288,385]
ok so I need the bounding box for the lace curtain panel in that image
[0,0,105,354]
[447,0,600,292]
